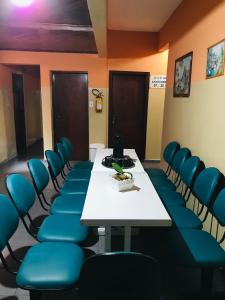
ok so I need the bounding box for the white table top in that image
[92,148,145,173]
[81,171,171,227]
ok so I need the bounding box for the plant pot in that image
[111,172,134,191]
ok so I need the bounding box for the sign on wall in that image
[150,75,167,89]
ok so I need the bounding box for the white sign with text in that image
[150,75,167,89]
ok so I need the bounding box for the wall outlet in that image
[89,100,94,108]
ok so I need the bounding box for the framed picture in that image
[173,52,193,97]
[206,39,225,79]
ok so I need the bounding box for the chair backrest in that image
[193,167,221,207]
[163,141,180,165]
[171,147,191,174]
[28,159,50,194]
[60,137,73,156]
[56,142,69,165]
[45,150,63,178]
[6,174,36,217]
[60,141,72,161]
[213,188,225,226]
[0,194,19,252]
[79,252,162,300]
[180,156,202,188]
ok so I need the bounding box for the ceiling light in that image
[11,0,34,7]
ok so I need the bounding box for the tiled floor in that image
[0,152,225,299]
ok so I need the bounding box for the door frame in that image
[51,70,89,156]
[12,73,27,156]
[108,70,150,159]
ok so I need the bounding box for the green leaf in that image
[112,162,123,174]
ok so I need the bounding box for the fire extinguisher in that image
[92,88,103,113]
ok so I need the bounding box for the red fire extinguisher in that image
[92,89,103,113]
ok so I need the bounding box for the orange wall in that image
[0,64,12,88]
[0,30,168,158]
[159,0,225,86]
[107,32,168,159]
[0,52,108,87]
[0,52,108,150]
[108,30,158,58]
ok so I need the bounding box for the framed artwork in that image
[206,39,225,79]
[173,52,193,97]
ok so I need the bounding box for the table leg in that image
[97,227,106,254]
[105,226,111,252]
[124,226,131,251]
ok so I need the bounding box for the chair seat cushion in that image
[145,168,167,178]
[180,229,225,266]
[17,242,84,289]
[60,181,89,195]
[71,161,93,171]
[159,191,186,207]
[167,207,202,229]
[37,214,88,243]
[151,177,176,192]
[66,169,91,181]
[50,194,86,215]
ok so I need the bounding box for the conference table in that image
[81,148,172,252]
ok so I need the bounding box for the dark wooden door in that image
[52,72,89,160]
[12,73,27,157]
[109,71,149,161]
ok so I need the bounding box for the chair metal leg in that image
[200,268,214,299]
[30,290,43,300]
[7,242,22,263]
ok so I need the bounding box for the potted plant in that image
[111,163,134,191]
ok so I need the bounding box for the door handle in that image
[112,117,116,126]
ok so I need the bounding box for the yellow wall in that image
[108,46,168,159]
[88,87,108,144]
[160,0,225,172]
[0,65,16,163]
[159,0,225,238]
[0,31,168,161]
[23,72,42,146]
[0,65,42,163]
[38,54,108,151]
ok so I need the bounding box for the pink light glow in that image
[11,0,34,7]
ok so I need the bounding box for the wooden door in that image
[109,71,149,161]
[12,73,27,157]
[52,72,89,160]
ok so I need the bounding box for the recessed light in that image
[11,0,34,8]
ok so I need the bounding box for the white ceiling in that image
[107,0,183,32]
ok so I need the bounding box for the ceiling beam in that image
[0,22,93,32]
[87,0,107,57]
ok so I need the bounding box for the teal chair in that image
[45,150,89,194]
[56,142,91,181]
[0,194,84,300]
[28,159,86,215]
[167,167,222,229]
[145,141,180,178]
[159,156,204,208]
[78,252,162,300]
[60,137,93,171]
[0,194,20,274]
[179,188,225,297]
[151,148,191,193]
[6,174,88,244]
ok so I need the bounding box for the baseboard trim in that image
[0,153,17,167]
[144,159,160,163]
[27,138,43,148]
